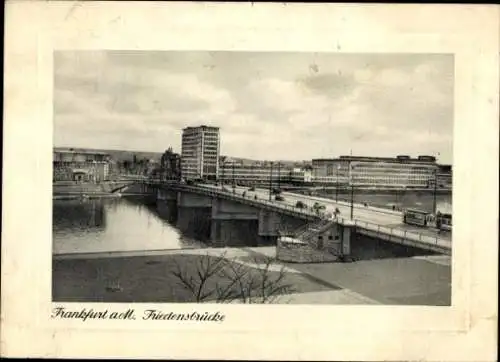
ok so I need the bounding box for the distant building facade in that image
[219,158,291,186]
[435,164,452,189]
[181,125,220,181]
[160,147,181,181]
[53,148,111,182]
[312,155,440,188]
[289,168,314,185]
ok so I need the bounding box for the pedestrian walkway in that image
[53,245,276,260]
[411,254,451,266]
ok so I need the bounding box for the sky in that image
[54,51,454,164]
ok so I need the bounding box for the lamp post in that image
[432,167,438,214]
[232,162,236,194]
[350,163,355,220]
[277,162,281,190]
[221,162,225,189]
[219,156,227,189]
[269,161,274,201]
[336,164,341,203]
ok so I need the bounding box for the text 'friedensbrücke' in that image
[51,307,226,322]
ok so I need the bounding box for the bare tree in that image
[170,251,229,302]
[170,252,295,304]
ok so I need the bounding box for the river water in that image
[52,197,205,255]
[53,192,452,255]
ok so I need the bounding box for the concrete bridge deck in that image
[143,181,451,255]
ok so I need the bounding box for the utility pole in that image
[336,164,340,203]
[433,167,437,214]
[350,163,355,220]
[221,162,225,188]
[232,162,235,194]
[433,152,441,215]
[269,162,273,201]
[277,162,281,190]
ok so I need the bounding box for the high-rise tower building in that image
[181,125,220,180]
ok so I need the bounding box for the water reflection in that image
[53,199,106,231]
[53,197,204,255]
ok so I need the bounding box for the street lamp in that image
[433,152,441,215]
[277,162,281,190]
[219,157,226,189]
[269,161,274,201]
[232,161,236,194]
[336,164,341,203]
[350,163,355,220]
[432,167,438,214]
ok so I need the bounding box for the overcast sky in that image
[54,51,453,164]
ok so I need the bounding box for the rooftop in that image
[182,125,220,131]
[54,147,110,156]
[312,155,437,163]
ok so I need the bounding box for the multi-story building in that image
[160,147,181,181]
[181,125,220,181]
[312,155,440,188]
[289,168,314,185]
[219,159,291,186]
[435,164,452,189]
[53,148,111,182]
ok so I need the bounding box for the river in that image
[52,197,206,255]
[53,192,452,255]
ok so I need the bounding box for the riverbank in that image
[53,193,122,200]
[53,181,153,199]
[52,244,451,305]
[301,188,452,195]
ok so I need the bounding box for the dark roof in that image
[182,125,219,131]
[54,147,110,156]
[312,155,437,164]
[404,208,431,214]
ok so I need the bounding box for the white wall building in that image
[312,155,439,188]
[181,125,220,180]
[219,160,290,185]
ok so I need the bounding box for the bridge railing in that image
[352,219,450,249]
[177,184,322,220]
[150,182,450,250]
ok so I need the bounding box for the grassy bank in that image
[52,253,330,303]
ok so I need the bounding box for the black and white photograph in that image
[52,51,453,305]
[2,2,497,360]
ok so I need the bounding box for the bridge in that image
[126,180,451,257]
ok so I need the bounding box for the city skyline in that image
[54,51,453,164]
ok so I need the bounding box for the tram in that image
[403,209,453,232]
[402,209,431,227]
[436,213,452,232]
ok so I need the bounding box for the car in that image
[275,195,284,201]
[313,202,326,210]
[295,201,306,209]
[248,187,256,191]
[272,188,281,195]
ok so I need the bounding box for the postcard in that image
[2,2,498,360]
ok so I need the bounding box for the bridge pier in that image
[210,219,259,247]
[157,189,177,201]
[341,220,354,257]
[210,198,259,247]
[258,210,308,237]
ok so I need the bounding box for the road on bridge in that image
[200,184,451,243]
